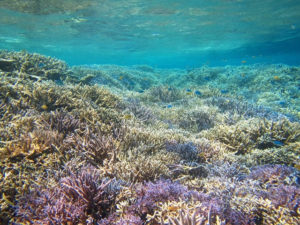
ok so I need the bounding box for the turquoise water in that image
[1,0,300,67]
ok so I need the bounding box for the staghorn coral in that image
[159,202,228,225]
[123,97,155,123]
[228,143,299,167]
[205,96,291,122]
[176,106,217,132]
[65,126,119,166]
[142,85,184,103]
[0,50,72,82]
[79,73,97,85]
[16,167,119,224]
[0,62,129,223]
[1,74,122,129]
[102,148,178,183]
[118,126,169,154]
[150,97,221,133]
[0,58,15,72]
[201,169,299,224]
[1,50,300,224]
[0,110,38,143]
[116,215,143,225]
[0,78,75,112]
[262,184,299,214]
[72,66,123,88]
[27,82,76,111]
[247,164,300,187]
[148,188,255,225]
[202,118,300,155]
[1,129,64,160]
[72,64,158,91]
[116,180,192,223]
[78,85,121,109]
[193,138,226,163]
[39,109,81,135]
[230,189,300,225]
[170,162,300,224]
[154,201,207,225]
[166,140,199,162]
[0,150,68,224]
[161,105,218,133]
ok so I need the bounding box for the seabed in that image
[0,50,299,224]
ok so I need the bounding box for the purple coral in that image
[17,187,85,224]
[124,97,154,122]
[116,215,143,225]
[264,185,300,213]
[125,180,190,220]
[65,127,118,164]
[41,109,80,135]
[60,168,114,220]
[248,164,299,186]
[248,165,300,217]
[165,140,199,162]
[16,167,118,224]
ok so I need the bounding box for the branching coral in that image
[230,144,299,167]
[156,201,207,225]
[1,129,64,160]
[231,190,300,225]
[177,106,218,132]
[148,189,254,225]
[162,203,227,225]
[123,97,155,123]
[65,126,119,166]
[118,126,168,154]
[60,169,116,220]
[72,66,123,88]
[1,50,300,224]
[142,85,184,103]
[205,96,288,122]
[102,148,178,183]
[166,140,199,162]
[116,180,192,223]
[78,85,121,109]
[39,109,81,135]
[16,167,119,224]
[247,164,300,187]
[202,118,300,155]
[0,50,72,81]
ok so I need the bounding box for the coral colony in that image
[0,50,299,224]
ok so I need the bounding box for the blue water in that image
[0,0,300,67]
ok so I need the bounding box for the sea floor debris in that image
[0,50,299,224]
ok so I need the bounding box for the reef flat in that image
[0,50,299,224]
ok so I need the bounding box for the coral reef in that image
[0,50,72,82]
[0,51,299,224]
[122,97,155,123]
[202,118,300,155]
[16,167,119,224]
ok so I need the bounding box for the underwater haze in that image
[0,0,300,67]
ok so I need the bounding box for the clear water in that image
[1,0,300,67]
